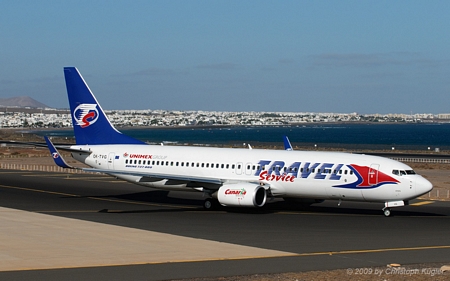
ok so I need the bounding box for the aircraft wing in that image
[82,167,224,186]
[0,139,91,154]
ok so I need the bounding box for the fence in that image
[391,157,450,164]
[0,163,92,174]
[425,189,450,200]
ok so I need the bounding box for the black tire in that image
[203,198,215,210]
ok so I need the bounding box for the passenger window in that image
[232,164,235,169]
[201,163,205,168]
[206,163,209,168]
[181,162,184,167]
[344,170,347,175]
[350,170,353,175]
[226,164,229,169]
[237,164,241,169]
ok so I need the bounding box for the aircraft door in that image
[108,152,115,169]
[368,164,379,186]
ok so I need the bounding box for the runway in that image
[0,170,449,281]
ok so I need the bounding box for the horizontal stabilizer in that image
[44,136,76,169]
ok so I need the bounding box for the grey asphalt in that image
[0,170,449,281]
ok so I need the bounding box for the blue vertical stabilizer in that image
[64,67,146,145]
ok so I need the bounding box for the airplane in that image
[45,67,433,217]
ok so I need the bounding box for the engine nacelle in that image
[217,183,267,207]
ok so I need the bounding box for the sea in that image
[37,123,450,151]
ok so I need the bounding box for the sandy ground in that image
[172,264,450,281]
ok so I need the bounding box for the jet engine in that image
[217,183,267,207]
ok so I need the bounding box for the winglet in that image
[283,136,293,151]
[44,136,75,169]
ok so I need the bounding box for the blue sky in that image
[1,0,449,114]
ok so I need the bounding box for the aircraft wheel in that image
[383,208,391,217]
[203,198,216,210]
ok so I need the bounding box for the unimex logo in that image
[225,188,247,196]
[73,104,99,128]
[130,154,153,159]
[123,153,153,159]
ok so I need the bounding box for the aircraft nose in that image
[416,176,433,196]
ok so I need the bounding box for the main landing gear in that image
[203,198,219,210]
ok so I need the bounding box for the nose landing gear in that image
[382,200,405,217]
[383,207,391,217]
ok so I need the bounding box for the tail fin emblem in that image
[74,104,99,128]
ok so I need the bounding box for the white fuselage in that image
[71,144,432,203]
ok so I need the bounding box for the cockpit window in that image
[393,169,416,176]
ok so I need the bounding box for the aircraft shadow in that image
[61,191,444,217]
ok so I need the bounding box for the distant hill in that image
[0,96,49,108]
